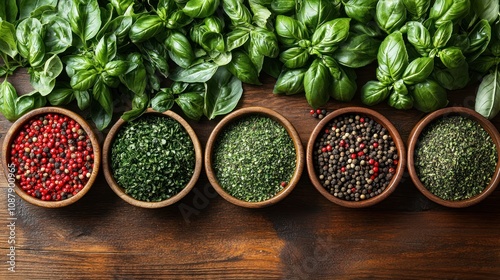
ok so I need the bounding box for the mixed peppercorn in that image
[313,114,398,201]
[10,113,94,201]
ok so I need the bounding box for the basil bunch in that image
[273,0,379,108]
[361,31,448,112]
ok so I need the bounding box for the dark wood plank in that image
[1,68,500,279]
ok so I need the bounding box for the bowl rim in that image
[204,106,304,208]
[102,108,203,208]
[407,106,500,208]
[306,106,406,208]
[1,106,101,208]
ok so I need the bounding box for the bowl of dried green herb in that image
[205,107,304,208]
[307,107,406,208]
[408,107,500,208]
[102,109,203,208]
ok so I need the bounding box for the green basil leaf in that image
[74,90,91,110]
[176,92,204,121]
[249,1,272,28]
[321,56,341,79]
[139,40,169,76]
[377,31,408,82]
[43,17,72,55]
[262,57,283,79]
[304,58,331,109]
[432,21,453,48]
[151,88,175,112]
[105,60,129,77]
[393,79,409,96]
[92,78,113,116]
[388,91,413,109]
[344,0,378,23]
[47,87,74,105]
[361,80,390,106]
[226,50,261,85]
[170,61,219,83]
[472,0,499,24]
[226,28,250,51]
[30,54,63,95]
[65,55,94,72]
[475,66,500,119]
[129,15,164,43]
[68,0,101,41]
[0,0,18,23]
[375,0,407,34]
[330,67,357,102]
[312,18,350,52]
[0,20,17,58]
[405,21,432,56]
[16,93,46,117]
[110,0,134,15]
[70,69,98,91]
[16,18,42,60]
[429,0,470,26]
[297,0,339,31]
[0,80,18,121]
[28,33,45,68]
[333,33,380,68]
[275,15,307,46]
[201,32,225,53]
[402,0,431,20]
[183,0,220,18]
[120,53,147,95]
[122,92,149,121]
[439,47,465,69]
[279,47,309,69]
[97,15,133,44]
[19,0,56,20]
[205,66,243,119]
[250,27,280,58]
[90,102,112,131]
[403,57,434,84]
[211,51,232,66]
[166,31,195,68]
[433,61,469,90]
[223,0,252,25]
[95,34,117,66]
[465,19,492,62]
[247,40,264,73]
[204,17,224,33]
[350,21,384,37]
[271,0,295,14]
[273,68,306,95]
[412,79,448,112]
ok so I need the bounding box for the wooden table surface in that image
[1,69,500,279]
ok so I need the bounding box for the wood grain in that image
[2,68,500,279]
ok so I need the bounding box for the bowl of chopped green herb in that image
[408,107,500,208]
[102,109,203,208]
[307,107,406,208]
[205,107,304,208]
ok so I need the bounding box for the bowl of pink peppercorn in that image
[2,107,100,208]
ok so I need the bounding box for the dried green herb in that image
[415,115,498,201]
[111,115,195,202]
[213,115,296,202]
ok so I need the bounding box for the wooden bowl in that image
[205,107,304,208]
[102,109,202,208]
[2,107,100,208]
[407,107,500,208]
[307,107,406,208]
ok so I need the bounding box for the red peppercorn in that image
[341,166,346,172]
[316,109,322,115]
[321,147,327,153]
[310,109,315,115]
[357,151,364,157]
[393,159,399,165]
[373,167,379,173]
[280,181,287,187]
[389,168,395,173]
[339,140,345,147]
[350,153,357,159]
[373,142,379,148]
[368,159,375,165]
[359,143,365,149]
[326,145,332,152]
[359,118,365,123]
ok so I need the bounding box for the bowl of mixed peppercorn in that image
[307,107,406,208]
[205,107,304,208]
[408,107,500,208]
[103,109,203,208]
[2,107,100,208]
